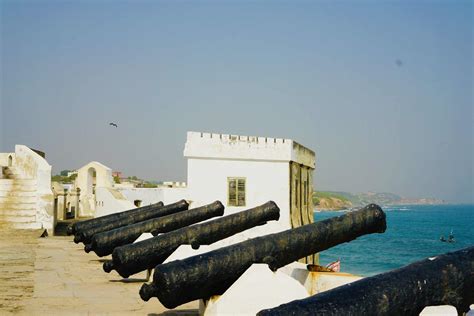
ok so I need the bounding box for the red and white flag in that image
[326,259,341,272]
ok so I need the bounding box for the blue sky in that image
[1,0,472,203]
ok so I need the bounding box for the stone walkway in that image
[0,224,37,314]
[0,225,198,315]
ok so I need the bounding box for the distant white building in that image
[67,171,78,178]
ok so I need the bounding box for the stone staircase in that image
[0,167,42,229]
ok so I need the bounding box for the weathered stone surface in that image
[104,201,280,278]
[0,224,37,314]
[140,204,386,308]
[0,224,198,315]
[257,246,474,316]
[85,201,224,257]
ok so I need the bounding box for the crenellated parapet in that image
[184,131,315,169]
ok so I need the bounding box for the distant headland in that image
[314,191,446,211]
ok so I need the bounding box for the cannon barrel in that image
[103,201,280,278]
[67,201,164,235]
[85,201,225,257]
[139,204,386,308]
[258,246,474,316]
[74,200,189,244]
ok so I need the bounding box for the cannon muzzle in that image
[103,260,115,273]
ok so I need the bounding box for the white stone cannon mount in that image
[198,262,362,316]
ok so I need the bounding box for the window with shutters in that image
[227,177,246,207]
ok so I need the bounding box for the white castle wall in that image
[184,131,315,236]
[187,158,290,234]
[0,145,54,230]
[161,131,317,260]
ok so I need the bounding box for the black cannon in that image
[139,204,386,308]
[84,201,224,257]
[103,201,281,278]
[258,246,474,316]
[74,200,189,244]
[67,201,164,235]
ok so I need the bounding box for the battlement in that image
[184,131,315,168]
[187,131,292,145]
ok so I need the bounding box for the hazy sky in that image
[1,0,472,203]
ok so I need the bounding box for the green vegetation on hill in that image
[343,192,402,206]
[312,191,352,210]
[51,174,77,184]
[313,191,404,208]
[313,191,350,205]
[125,176,158,188]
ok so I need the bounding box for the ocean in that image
[314,204,474,277]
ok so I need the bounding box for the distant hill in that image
[340,191,402,206]
[313,191,445,210]
[313,191,352,211]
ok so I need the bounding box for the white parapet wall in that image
[184,131,315,168]
[94,187,135,217]
[118,187,188,207]
[94,186,189,217]
[200,262,362,316]
[14,145,54,230]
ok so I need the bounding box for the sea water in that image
[315,204,474,276]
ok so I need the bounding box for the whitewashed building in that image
[75,161,115,217]
[184,131,316,236]
[156,131,316,264]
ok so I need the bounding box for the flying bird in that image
[109,122,118,128]
[395,59,403,67]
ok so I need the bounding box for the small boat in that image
[447,230,455,243]
[440,230,455,243]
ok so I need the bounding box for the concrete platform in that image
[0,224,198,315]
